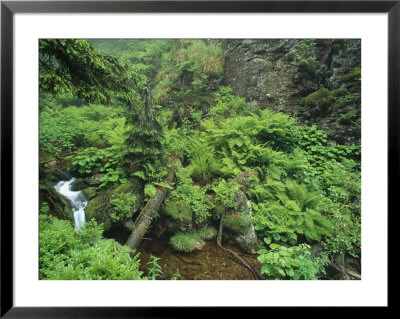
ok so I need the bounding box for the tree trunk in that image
[125,158,178,250]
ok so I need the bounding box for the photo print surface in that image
[39,39,361,280]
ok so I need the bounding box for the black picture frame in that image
[1,0,395,317]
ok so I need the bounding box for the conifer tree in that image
[123,84,165,175]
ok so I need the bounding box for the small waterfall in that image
[54,177,88,230]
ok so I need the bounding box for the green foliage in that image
[171,268,182,280]
[162,200,192,224]
[209,86,248,119]
[294,125,361,171]
[169,231,201,252]
[40,104,128,156]
[70,147,104,175]
[39,215,143,280]
[289,39,317,61]
[196,226,218,240]
[40,201,50,214]
[201,108,298,178]
[299,87,334,114]
[339,108,359,125]
[225,213,249,235]
[39,106,83,155]
[323,205,361,258]
[169,226,217,252]
[299,87,356,118]
[39,39,135,105]
[166,165,213,224]
[189,136,220,182]
[173,40,225,90]
[212,179,240,213]
[146,255,163,280]
[289,40,322,79]
[144,184,157,198]
[257,243,328,280]
[91,39,173,82]
[123,85,165,179]
[98,167,128,190]
[342,66,361,84]
[109,192,137,222]
[250,179,332,244]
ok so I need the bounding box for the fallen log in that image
[125,158,178,250]
[327,260,361,280]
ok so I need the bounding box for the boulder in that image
[39,181,73,221]
[87,174,105,186]
[225,189,260,254]
[223,39,361,145]
[85,179,142,232]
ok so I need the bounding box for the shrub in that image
[166,165,213,224]
[257,243,328,280]
[109,192,137,222]
[39,215,143,280]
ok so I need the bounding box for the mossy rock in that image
[342,66,361,84]
[161,200,192,224]
[234,170,259,192]
[299,86,355,118]
[87,174,105,186]
[299,87,334,113]
[70,178,89,191]
[225,213,249,235]
[339,108,359,125]
[82,187,97,199]
[39,181,73,221]
[85,179,142,232]
[39,151,56,165]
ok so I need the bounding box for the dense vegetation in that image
[39,39,361,280]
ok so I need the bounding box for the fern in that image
[251,179,332,244]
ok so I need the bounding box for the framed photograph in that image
[1,0,395,316]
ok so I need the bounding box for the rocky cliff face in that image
[223,39,361,145]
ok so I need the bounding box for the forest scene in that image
[39,39,361,280]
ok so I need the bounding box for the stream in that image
[54,177,88,229]
[53,177,262,279]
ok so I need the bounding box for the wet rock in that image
[85,179,143,232]
[70,178,89,191]
[87,174,105,186]
[228,190,260,254]
[158,200,193,234]
[234,170,259,192]
[223,171,260,254]
[39,181,73,221]
[82,186,97,199]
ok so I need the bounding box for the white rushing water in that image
[54,177,88,230]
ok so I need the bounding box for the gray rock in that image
[223,39,361,145]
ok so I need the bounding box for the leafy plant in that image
[98,167,128,190]
[166,165,213,224]
[39,215,143,280]
[146,255,163,280]
[171,268,182,280]
[109,192,137,222]
[257,243,328,280]
[144,184,157,198]
[250,179,332,244]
